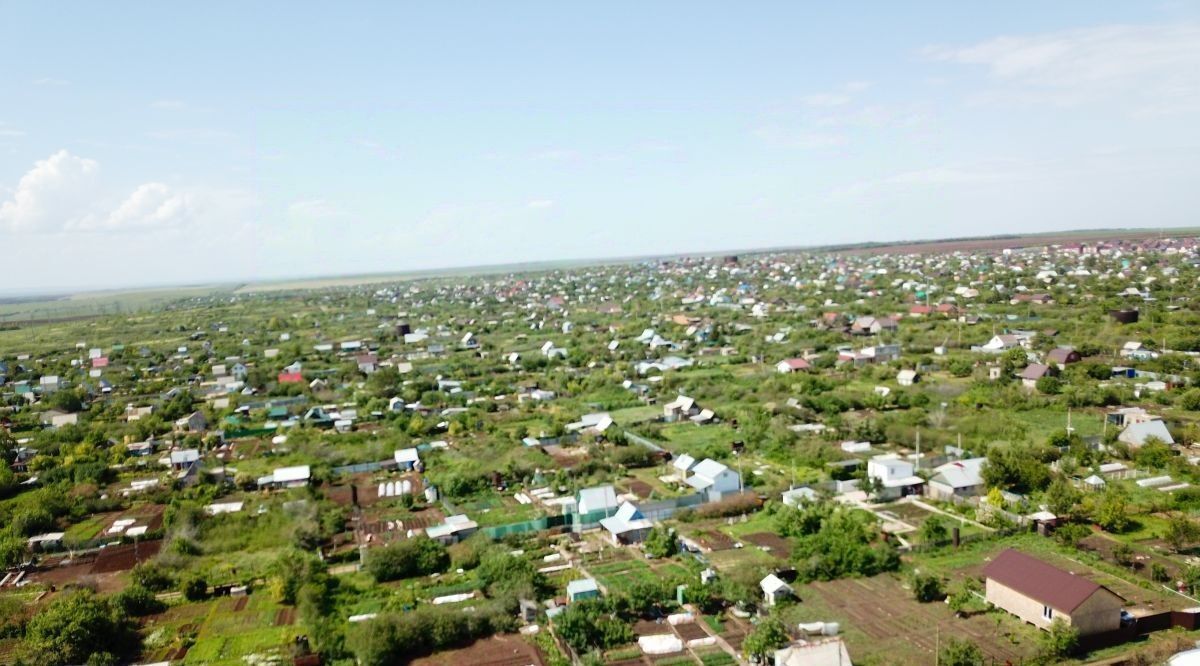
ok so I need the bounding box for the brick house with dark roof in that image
[983,549,1124,635]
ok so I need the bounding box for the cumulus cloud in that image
[925,23,1200,114]
[0,150,101,232]
[87,182,197,231]
[0,150,201,234]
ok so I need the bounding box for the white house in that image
[1119,419,1174,448]
[258,465,311,489]
[867,454,924,500]
[394,447,422,470]
[927,457,987,500]
[686,459,741,502]
[896,369,918,386]
[599,502,653,545]
[672,454,698,479]
[760,573,793,606]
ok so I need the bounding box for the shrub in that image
[366,537,449,582]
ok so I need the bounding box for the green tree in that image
[918,516,949,544]
[1043,478,1081,519]
[910,572,945,602]
[366,537,449,582]
[181,574,208,601]
[1094,486,1131,533]
[1165,513,1200,552]
[643,526,677,558]
[939,638,985,666]
[1037,618,1079,661]
[742,617,790,659]
[23,590,138,666]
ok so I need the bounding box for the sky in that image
[2,1,1200,293]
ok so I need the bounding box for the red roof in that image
[983,549,1121,613]
[92,357,109,368]
[278,372,304,384]
[779,358,811,370]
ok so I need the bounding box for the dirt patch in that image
[692,530,735,552]
[232,596,248,612]
[743,532,792,559]
[626,480,654,499]
[90,540,162,574]
[674,622,709,642]
[408,633,544,666]
[274,607,296,626]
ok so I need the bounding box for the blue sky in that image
[2,1,1199,292]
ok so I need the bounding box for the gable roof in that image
[983,549,1122,613]
[1120,419,1174,446]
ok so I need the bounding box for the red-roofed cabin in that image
[278,372,304,384]
[983,549,1124,635]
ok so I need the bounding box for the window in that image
[1043,605,1053,620]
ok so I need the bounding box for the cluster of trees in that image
[21,589,140,666]
[366,536,450,582]
[348,599,518,666]
[773,501,900,581]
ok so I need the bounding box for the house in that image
[426,515,478,545]
[896,369,918,386]
[1120,341,1156,361]
[1047,347,1082,368]
[685,459,741,502]
[1018,364,1056,389]
[258,465,311,489]
[599,502,653,545]
[866,454,924,500]
[567,578,601,602]
[928,458,987,500]
[983,549,1124,635]
[566,412,614,435]
[394,447,422,471]
[759,573,793,606]
[277,371,304,384]
[781,486,819,507]
[175,410,208,433]
[42,411,78,428]
[577,485,620,517]
[356,353,379,374]
[1106,407,1159,428]
[663,395,699,421]
[977,334,1024,353]
[672,454,698,479]
[776,358,811,373]
[1119,419,1174,448]
[850,316,897,335]
[169,449,200,470]
[775,639,853,666]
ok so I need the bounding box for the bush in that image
[348,603,516,666]
[910,572,946,602]
[181,574,208,601]
[366,537,449,582]
[23,590,138,666]
[112,584,166,616]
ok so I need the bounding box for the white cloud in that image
[0,150,101,232]
[87,182,197,231]
[925,23,1200,114]
[288,199,347,219]
[526,199,554,209]
[0,150,207,234]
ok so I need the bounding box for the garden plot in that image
[794,574,1037,664]
[408,633,544,666]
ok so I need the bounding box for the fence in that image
[483,514,569,539]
